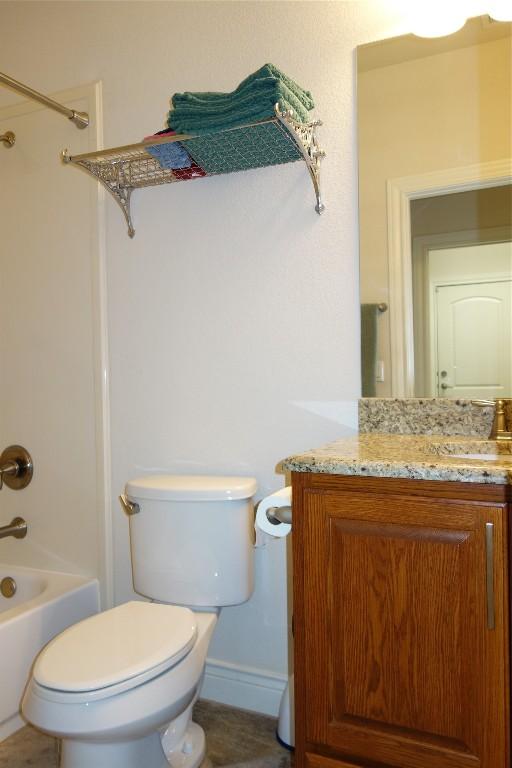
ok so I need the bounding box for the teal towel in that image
[168,64,314,134]
[182,121,302,175]
[173,64,314,111]
[169,98,307,134]
[171,78,309,119]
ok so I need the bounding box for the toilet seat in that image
[33,601,197,702]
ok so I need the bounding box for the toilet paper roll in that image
[254,487,292,547]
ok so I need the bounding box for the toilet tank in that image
[125,475,257,607]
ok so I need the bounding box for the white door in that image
[435,280,512,399]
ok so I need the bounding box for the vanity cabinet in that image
[292,472,511,768]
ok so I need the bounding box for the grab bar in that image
[0,517,27,540]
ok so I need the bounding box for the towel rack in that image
[62,105,325,238]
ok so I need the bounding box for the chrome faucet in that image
[472,398,512,441]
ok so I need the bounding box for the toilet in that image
[22,474,257,768]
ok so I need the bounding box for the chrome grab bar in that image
[0,517,27,540]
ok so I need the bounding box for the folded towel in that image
[172,64,314,111]
[171,78,310,119]
[144,137,193,170]
[168,64,314,135]
[172,161,207,180]
[143,128,176,141]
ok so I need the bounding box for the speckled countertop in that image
[281,434,512,485]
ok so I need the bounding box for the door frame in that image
[386,159,512,396]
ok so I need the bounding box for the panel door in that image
[435,279,512,399]
[297,487,508,768]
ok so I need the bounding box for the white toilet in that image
[22,474,257,768]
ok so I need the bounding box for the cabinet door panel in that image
[300,488,508,768]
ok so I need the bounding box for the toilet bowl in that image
[22,475,257,768]
[23,602,217,768]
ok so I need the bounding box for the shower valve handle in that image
[0,446,33,491]
[0,460,18,490]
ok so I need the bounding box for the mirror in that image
[358,15,512,398]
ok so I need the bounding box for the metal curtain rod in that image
[0,72,89,129]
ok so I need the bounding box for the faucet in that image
[472,398,512,441]
[0,517,27,540]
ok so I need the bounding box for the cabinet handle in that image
[485,522,495,630]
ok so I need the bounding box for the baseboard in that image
[200,657,288,717]
[0,713,24,742]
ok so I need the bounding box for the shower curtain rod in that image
[0,72,89,129]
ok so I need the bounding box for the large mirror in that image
[358,15,512,398]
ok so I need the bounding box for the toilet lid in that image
[33,601,197,692]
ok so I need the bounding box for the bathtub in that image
[0,563,99,741]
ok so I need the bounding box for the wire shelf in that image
[63,106,325,238]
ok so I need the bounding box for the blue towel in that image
[145,141,192,170]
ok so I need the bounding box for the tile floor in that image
[0,699,292,768]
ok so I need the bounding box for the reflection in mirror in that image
[358,15,512,398]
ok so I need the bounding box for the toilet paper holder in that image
[266,505,292,526]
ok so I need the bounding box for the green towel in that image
[168,64,314,134]
[182,121,302,175]
[172,63,314,111]
[169,97,308,134]
[171,78,309,117]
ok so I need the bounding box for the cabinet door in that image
[295,483,509,768]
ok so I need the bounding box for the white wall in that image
[0,1,406,714]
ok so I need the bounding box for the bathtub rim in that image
[0,562,99,625]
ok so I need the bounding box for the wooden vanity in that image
[286,434,512,768]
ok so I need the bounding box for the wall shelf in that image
[62,106,325,238]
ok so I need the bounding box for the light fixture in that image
[487,1,512,21]
[409,3,469,38]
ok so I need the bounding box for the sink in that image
[450,452,512,462]
[429,440,512,462]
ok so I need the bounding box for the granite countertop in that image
[281,434,512,485]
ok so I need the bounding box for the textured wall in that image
[0,1,406,711]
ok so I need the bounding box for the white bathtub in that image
[0,563,99,741]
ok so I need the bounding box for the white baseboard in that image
[0,713,24,742]
[200,657,288,717]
